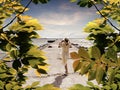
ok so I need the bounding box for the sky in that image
[23,0,100,38]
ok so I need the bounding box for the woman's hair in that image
[64,38,69,45]
[64,38,69,42]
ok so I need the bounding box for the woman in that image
[59,38,71,76]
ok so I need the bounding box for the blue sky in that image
[23,0,100,38]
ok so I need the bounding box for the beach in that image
[0,38,97,90]
[24,38,97,89]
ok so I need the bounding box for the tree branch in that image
[91,0,120,32]
[1,0,32,30]
[0,0,33,50]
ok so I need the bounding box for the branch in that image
[1,0,32,30]
[0,0,32,50]
[91,0,120,32]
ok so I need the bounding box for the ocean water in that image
[0,38,93,55]
[69,38,93,48]
[32,38,48,46]
[32,38,93,48]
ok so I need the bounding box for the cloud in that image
[59,2,77,11]
[38,11,85,26]
[36,1,99,38]
[37,6,97,26]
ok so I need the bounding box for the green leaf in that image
[27,46,45,58]
[5,83,12,90]
[28,57,44,68]
[105,47,117,61]
[0,80,4,89]
[78,47,90,60]
[6,43,12,51]
[12,85,21,90]
[31,81,40,87]
[102,85,111,90]
[111,83,117,90]
[77,0,89,7]
[37,68,47,74]
[108,68,116,84]
[39,0,50,4]
[21,57,31,65]
[68,84,91,90]
[9,68,16,75]
[87,81,94,87]
[84,19,114,34]
[80,61,91,75]
[0,67,6,73]
[96,65,105,84]
[88,69,96,81]
[115,74,120,79]
[88,46,101,60]
[10,48,19,59]
[0,73,8,78]
[12,60,21,70]
[36,84,60,90]
[70,0,77,2]
[32,0,39,4]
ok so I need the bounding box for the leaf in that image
[31,81,40,87]
[78,47,90,60]
[21,58,29,65]
[32,0,39,4]
[73,60,82,72]
[0,73,8,78]
[28,57,45,68]
[111,83,117,90]
[87,81,94,87]
[39,0,50,4]
[12,85,21,90]
[88,69,96,81]
[12,60,21,70]
[84,19,114,34]
[37,68,47,74]
[102,85,111,90]
[80,62,91,75]
[36,84,61,90]
[108,67,118,84]
[9,18,43,32]
[88,46,101,60]
[70,0,77,2]
[6,43,12,51]
[18,15,32,22]
[109,0,120,4]
[27,46,45,58]
[38,65,48,71]
[115,74,120,79]
[105,47,117,61]
[10,48,19,59]
[96,64,105,84]
[5,83,12,90]
[0,81,4,89]
[9,68,16,75]
[77,0,90,7]
[0,67,6,73]
[68,84,91,90]
[70,52,80,60]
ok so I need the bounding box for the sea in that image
[32,38,93,48]
[0,38,93,59]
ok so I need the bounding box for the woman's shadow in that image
[51,75,66,87]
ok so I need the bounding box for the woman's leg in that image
[65,64,68,75]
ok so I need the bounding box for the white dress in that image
[60,41,71,65]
